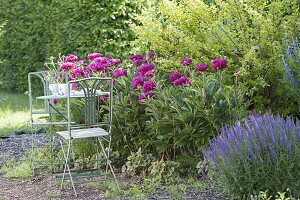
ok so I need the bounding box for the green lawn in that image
[0,92,29,137]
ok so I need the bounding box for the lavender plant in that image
[204,113,300,198]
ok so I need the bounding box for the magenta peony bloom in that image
[71,83,79,90]
[132,76,147,90]
[65,54,79,62]
[144,69,155,77]
[61,62,76,72]
[196,64,208,72]
[72,68,85,78]
[173,77,191,87]
[138,64,155,76]
[146,51,155,60]
[113,68,128,78]
[138,91,154,104]
[181,58,193,66]
[130,54,144,60]
[132,59,144,67]
[79,59,86,65]
[98,94,109,105]
[88,53,103,61]
[111,58,121,66]
[53,99,59,105]
[169,72,182,82]
[211,58,228,71]
[142,81,156,93]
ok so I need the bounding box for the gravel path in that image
[0,133,50,164]
[0,134,225,200]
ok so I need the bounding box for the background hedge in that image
[0,0,144,92]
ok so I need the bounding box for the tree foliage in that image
[0,0,144,92]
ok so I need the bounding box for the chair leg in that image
[60,139,77,196]
[99,139,119,188]
[30,124,37,176]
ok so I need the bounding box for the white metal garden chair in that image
[56,77,118,196]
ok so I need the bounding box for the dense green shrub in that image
[0,0,144,92]
[204,113,300,198]
[112,53,248,158]
[132,0,300,116]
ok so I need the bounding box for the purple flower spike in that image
[211,58,228,71]
[196,64,208,72]
[65,54,79,63]
[181,58,193,66]
[88,53,103,61]
[169,72,182,82]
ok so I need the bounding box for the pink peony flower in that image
[142,81,156,93]
[61,62,76,72]
[173,77,191,87]
[196,64,208,72]
[130,54,144,60]
[211,58,228,71]
[137,64,155,76]
[113,68,128,78]
[181,58,193,66]
[169,72,182,82]
[138,91,154,104]
[144,70,155,77]
[64,54,79,62]
[132,76,147,90]
[132,59,144,67]
[72,68,85,78]
[146,51,155,60]
[87,53,103,60]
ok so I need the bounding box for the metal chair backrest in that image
[67,77,113,131]
[28,70,68,119]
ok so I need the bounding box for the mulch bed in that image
[0,134,225,200]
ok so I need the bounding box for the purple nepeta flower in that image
[132,76,147,90]
[211,58,228,71]
[137,64,155,76]
[88,53,103,61]
[181,58,193,66]
[113,68,128,79]
[142,81,156,93]
[138,91,154,104]
[173,77,191,87]
[61,62,76,72]
[65,54,79,63]
[196,64,208,72]
[169,72,182,82]
[130,54,144,60]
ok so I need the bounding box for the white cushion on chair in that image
[56,127,109,139]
